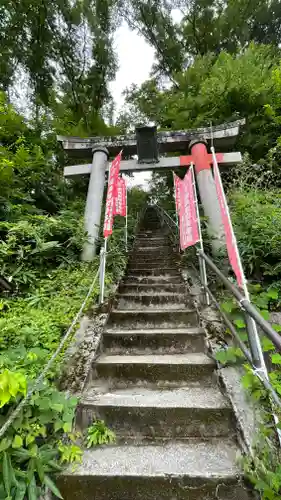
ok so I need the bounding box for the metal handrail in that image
[198,250,281,353]
[155,203,281,351]
[155,202,281,410]
[99,206,145,304]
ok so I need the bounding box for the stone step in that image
[130,250,174,257]
[116,293,191,309]
[77,386,234,439]
[119,283,187,294]
[103,327,206,354]
[136,234,167,238]
[94,353,215,384]
[133,246,173,254]
[129,258,176,266]
[58,440,252,500]
[142,231,163,234]
[134,239,170,247]
[125,268,181,277]
[128,262,177,270]
[107,308,198,329]
[133,245,171,251]
[124,275,183,285]
[135,235,169,240]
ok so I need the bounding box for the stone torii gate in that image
[58,119,245,261]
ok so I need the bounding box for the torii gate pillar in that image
[190,139,225,252]
[82,147,109,261]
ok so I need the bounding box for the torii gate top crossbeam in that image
[57,119,245,160]
[64,152,242,178]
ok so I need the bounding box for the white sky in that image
[110,23,155,115]
[109,23,155,190]
[110,11,182,190]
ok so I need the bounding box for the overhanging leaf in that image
[12,435,23,449]
[234,319,246,329]
[3,451,11,495]
[15,481,27,500]
[221,300,235,313]
[271,353,281,365]
[44,474,63,499]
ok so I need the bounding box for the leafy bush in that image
[214,285,281,499]
[0,370,79,499]
[230,189,281,281]
[0,262,100,375]
[0,208,87,291]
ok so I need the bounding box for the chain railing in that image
[155,203,281,412]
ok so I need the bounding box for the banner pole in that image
[99,237,107,304]
[125,181,128,253]
[190,164,210,305]
[172,172,180,252]
[172,172,179,231]
[211,146,281,444]
[211,146,267,374]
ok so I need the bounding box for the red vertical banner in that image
[103,152,122,237]
[179,169,200,250]
[115,177,127,217]
[213,161,243,287]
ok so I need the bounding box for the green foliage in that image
[217,286,281,366]
[0,372,80,498]
[0,371,27,408]
[121,0,281,78]
[58,440,83,465]
[0,0,118,129]
[242,424,281,500]
[86,420,116,448]
[218,284,281,498]
[0,211,87,291]
[230,189,281,281]
[0,262,100,375]
[120,44,279,160]
[215,347,244,365]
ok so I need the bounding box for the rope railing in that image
[0,266,100,440]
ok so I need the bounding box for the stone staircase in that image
[59,207,252,500]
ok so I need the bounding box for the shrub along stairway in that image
[58,206,253,499]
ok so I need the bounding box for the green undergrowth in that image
[0,213,132,497]
[0,262,100,376]
[214,284,281,499]
[0,258,110,498]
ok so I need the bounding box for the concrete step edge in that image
[111,308,196,314]
[80,387,231,410]
[117,291,186,295]
[96,353,214,365]
[59,439,242,478]
[104,327,205,335]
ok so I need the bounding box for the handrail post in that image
[244,305,268,376]
[99,238,107,304]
